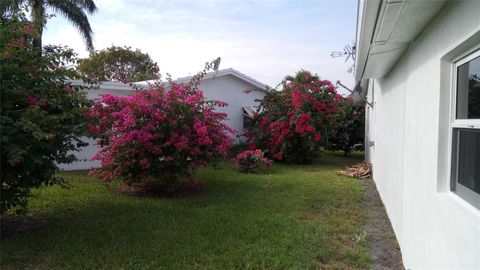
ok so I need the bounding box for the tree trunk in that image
[31,0,44,56]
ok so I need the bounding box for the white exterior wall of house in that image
[59,69,267,171]
[361,1,480,269]
[60,83,134,171]
[188,74,266,140]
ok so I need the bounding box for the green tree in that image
[1,18,92,213]
[0,0,97,52]
[325,98,365,155]
[77,45,160,82]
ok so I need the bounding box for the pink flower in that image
[174,136,189,150]
[314,102,326,112]
[232,149,272,173]
[214,100,228,107]
[65,85,75,92]
[24,24,34,34]
[295,113,315,134]
[27,95,39,105]
[87,78,234,185]
[273,152,283,160]
[139,158,150,169]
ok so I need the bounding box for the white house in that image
[173,68,268,138]
[60,68,268,171]
[356,0,480,269]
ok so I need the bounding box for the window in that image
[451,50,480,209]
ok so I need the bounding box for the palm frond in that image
[68,0,98,14]
[47,0,95,52]
[0,0,27,17]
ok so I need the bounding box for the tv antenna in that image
[213,57,221,80]
[331,43,356,73]
[330,44,356,62]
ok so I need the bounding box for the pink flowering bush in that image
[246,70,341,163]
[86,66,235,191]
[232,149,272,173]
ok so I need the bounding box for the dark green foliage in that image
[468,74,480,118]
[325,98,365,155]
[77,45,160,82]
[0,18,92,213]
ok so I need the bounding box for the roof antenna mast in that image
[330,43,356,73]
[213,57,221,80]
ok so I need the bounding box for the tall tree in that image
[77,45,160,82]
[0,0,97,52]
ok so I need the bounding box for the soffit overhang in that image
[354,0,448,81]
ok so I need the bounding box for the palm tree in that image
[1,0,98,53]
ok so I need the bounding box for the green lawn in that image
[1,152,370,269]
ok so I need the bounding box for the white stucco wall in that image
[59,75,266,171]
[195,75,266,140]
[60,87,133,171]
[366,1,480,269]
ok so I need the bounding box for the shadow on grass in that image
[1,152,370,269]
[2,179,307,268]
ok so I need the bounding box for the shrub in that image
[86,64,235,191]
[0,18,92,213]
[228,142,250,158]
[232,150,272,173]
[246,70,341,163]
[325,98,365,155]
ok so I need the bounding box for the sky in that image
[43,0,358,92]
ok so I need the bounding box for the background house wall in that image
[60,83,133,171]
[192,74,266,141]
[365,1,480,269]
[60,71,266,171]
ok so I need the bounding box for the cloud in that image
[42,0,357,89]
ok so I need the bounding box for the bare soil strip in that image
[363,178,404,270]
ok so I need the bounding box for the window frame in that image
[449,48,480,210]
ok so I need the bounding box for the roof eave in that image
[354,0,447,81]
[175,68,271,92]
[354,0,381,82]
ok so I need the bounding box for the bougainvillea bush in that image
[232,149,272,173]
[246,70,341,163]
[325,97,365,155]
[0,18,92,213]
[86,67,235,192]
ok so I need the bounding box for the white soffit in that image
[357,0,447,80]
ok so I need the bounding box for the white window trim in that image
[448,48,480,210]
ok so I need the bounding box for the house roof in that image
[174,68,270,92]
[354,0,447,81]
[71,68,270,93]
[69,80,136,91]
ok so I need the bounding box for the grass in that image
[1,151,371,269]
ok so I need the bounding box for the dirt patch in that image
[362,178,404,270]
